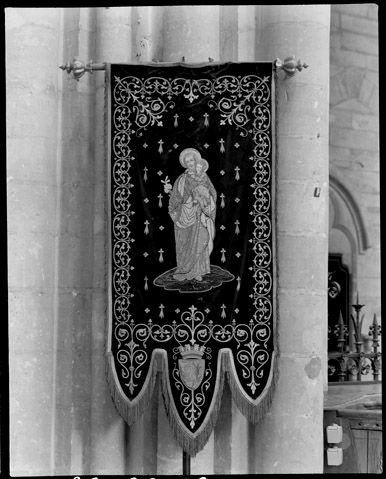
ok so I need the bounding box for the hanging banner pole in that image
[57,57,307,458]
[59,56,308,81]
[183,451,191,475]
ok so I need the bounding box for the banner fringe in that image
[104,63,279,456]
[105,352,161,426]
[160,361,226,457]
[225,351,279,424]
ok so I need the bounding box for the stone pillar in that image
[237,5,257,62]
[162,6,220,62]
[252,5,330,473]
[88,7,134,476]
[6,7,62,476]
[219,5,238,61]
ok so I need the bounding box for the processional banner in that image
[106,62,277,455]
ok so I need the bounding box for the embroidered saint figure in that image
[169,149,216,281]
[154,148,234,293]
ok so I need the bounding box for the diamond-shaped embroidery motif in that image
[234,308,239,314]
[159,225,164,231]
[220,225,226,231]
[235,252,241,258]
[234,142,240,148]
[173,143,179,149]
[143,143,148,148]
[175,308,180,314]
[205,308,210,314]
[144,308,150,313]
[144,198,149,203]
[203,143,209,149]
[219,170,225,176]
[157,170,163,176]
[235,197,240,203]
[189,116,194,122]
[143,252,149,258]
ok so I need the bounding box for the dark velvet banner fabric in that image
[106,62,277,455]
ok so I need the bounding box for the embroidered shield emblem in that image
[107,62,277,456]
[178,359,205,391]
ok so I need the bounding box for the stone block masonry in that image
[6,3,379,476]
[329,4,380,336]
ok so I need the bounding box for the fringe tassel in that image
[103,66,280,454]
[160,359,226,457]
[106,347,279,453]
[105,352,161,426]
[224,351,279,424]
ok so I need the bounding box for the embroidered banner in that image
[106,62,277,455]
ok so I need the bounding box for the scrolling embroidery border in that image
[111,74,273,413]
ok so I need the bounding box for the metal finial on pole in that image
[274,55,308,76]
[59,58,105,81]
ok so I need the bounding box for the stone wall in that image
[329,4,379,331]
[7,5,330,475]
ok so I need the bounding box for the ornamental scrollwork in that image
[113,74,271,138]
[113,305,272,407]
[111,71,274,425]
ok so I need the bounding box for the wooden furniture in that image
[324,381,382,473]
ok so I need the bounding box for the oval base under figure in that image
[153,264,235,293]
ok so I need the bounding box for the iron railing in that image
[328,299,382,382]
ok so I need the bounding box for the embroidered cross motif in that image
[108,63,275,454]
